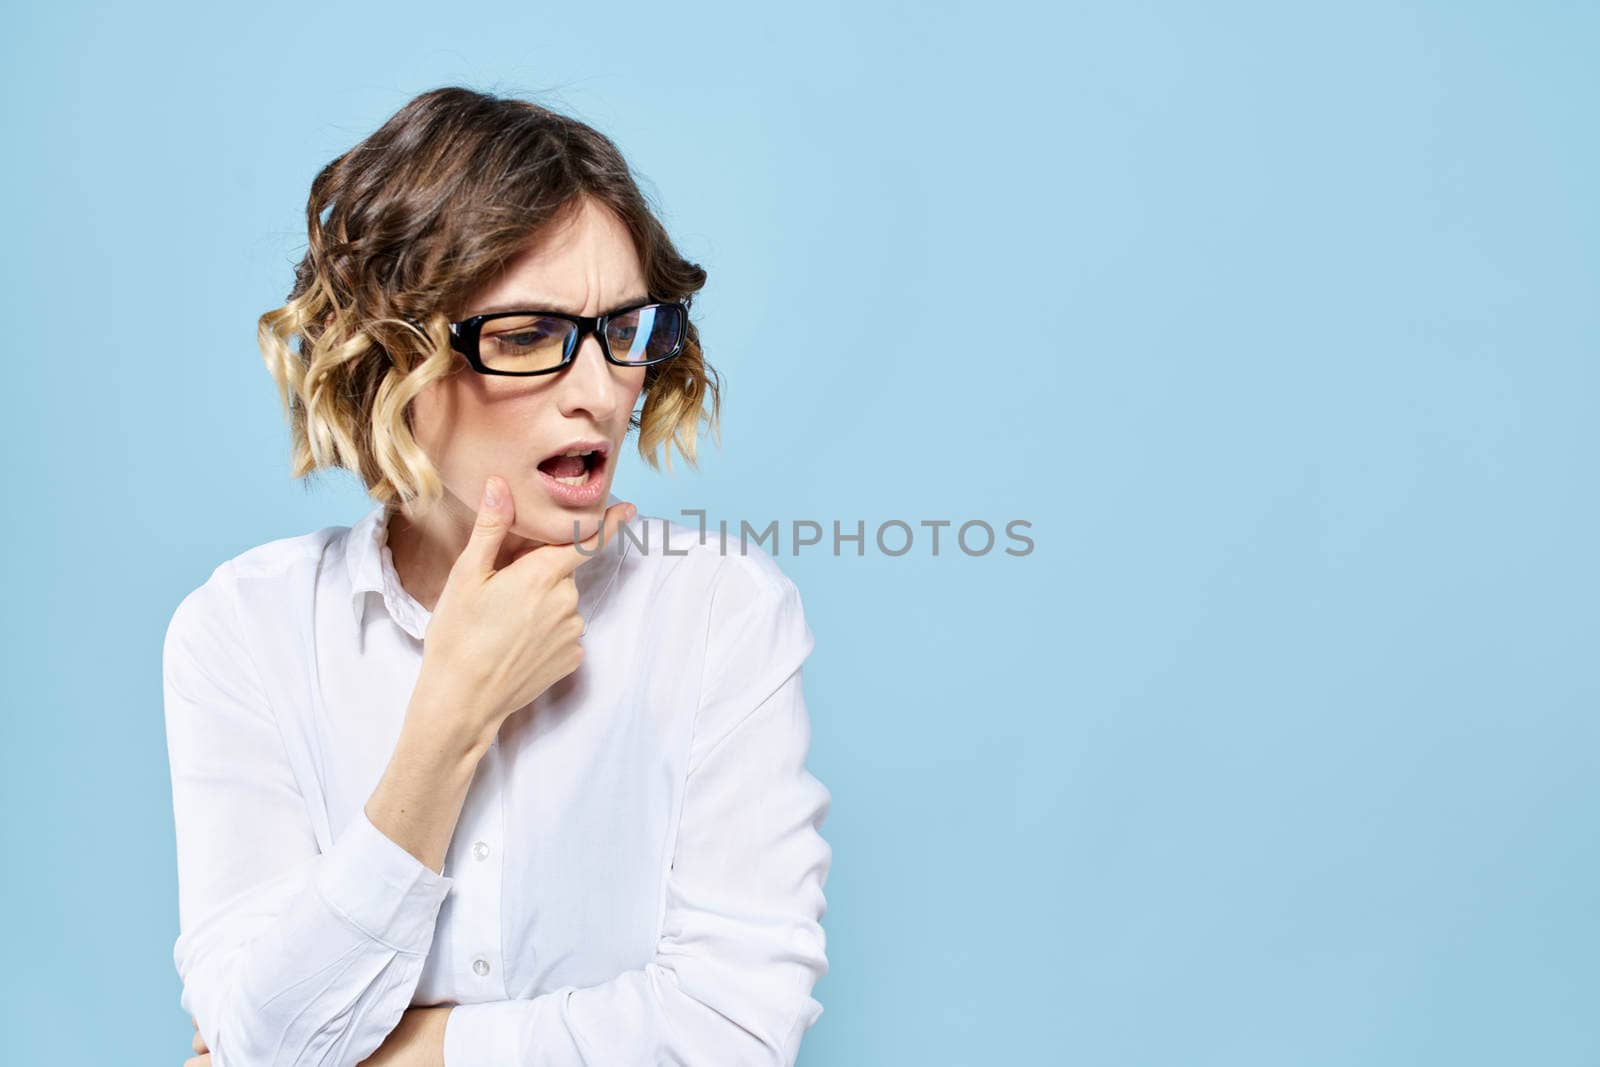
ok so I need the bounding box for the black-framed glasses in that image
[444,300,689,376]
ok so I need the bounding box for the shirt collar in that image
[345,493,630,641]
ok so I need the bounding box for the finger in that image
[454,475,515,579]
[540,500,637,577]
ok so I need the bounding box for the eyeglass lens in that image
[478,304,684,373]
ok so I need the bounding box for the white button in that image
[472,841,491,861]
[472,957,491,977]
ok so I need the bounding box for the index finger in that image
[538,501,637,577]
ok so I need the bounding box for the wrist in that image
[403,683,497,766]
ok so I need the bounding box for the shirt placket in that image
[451,733,508,997]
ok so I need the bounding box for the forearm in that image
[441,669,829,1067]
[367,682,493,874]
[166,562,495,1066]
[176,683,488,1066]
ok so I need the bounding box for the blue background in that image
[3,2,1596,1064]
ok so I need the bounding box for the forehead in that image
[465,198,647,316]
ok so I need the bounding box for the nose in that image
[551,329,621,423]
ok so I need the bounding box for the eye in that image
[484,317,567,351]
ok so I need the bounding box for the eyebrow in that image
[468,293,652,318]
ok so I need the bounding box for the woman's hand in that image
[412,474,636,750]
[185,1016,209,1065]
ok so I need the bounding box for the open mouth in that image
[534,440,612,506]
[536,448,606,486]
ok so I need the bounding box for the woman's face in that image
[409,196,648,549]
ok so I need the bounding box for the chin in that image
[515,507,604,547]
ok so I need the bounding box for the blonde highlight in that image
[257,87,719,508]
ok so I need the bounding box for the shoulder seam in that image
[227,525,346,581]
[707,541,796,595]
[693,554,802,709]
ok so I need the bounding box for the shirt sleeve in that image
[442,555,833,1067]
[163,562,456,1067]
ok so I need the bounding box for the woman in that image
[163,86,832,1067]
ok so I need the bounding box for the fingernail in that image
[624,503,637,520]
[483,478,501,508]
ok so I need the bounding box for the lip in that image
[534,436,613,508]
[537,437,612,464]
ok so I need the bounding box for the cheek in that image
[619,369,648,409]
[411,375,519,463]
[407,381,451,454]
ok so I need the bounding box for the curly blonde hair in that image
[257,87,721,508]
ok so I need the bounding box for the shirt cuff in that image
[312,806,455,953]
[444,998,527,1067]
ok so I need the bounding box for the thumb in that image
[457,475,513,577]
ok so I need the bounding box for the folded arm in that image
[443,559,833,1067]
[164,564,465,1067]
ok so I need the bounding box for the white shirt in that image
[162,494,832,1067]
